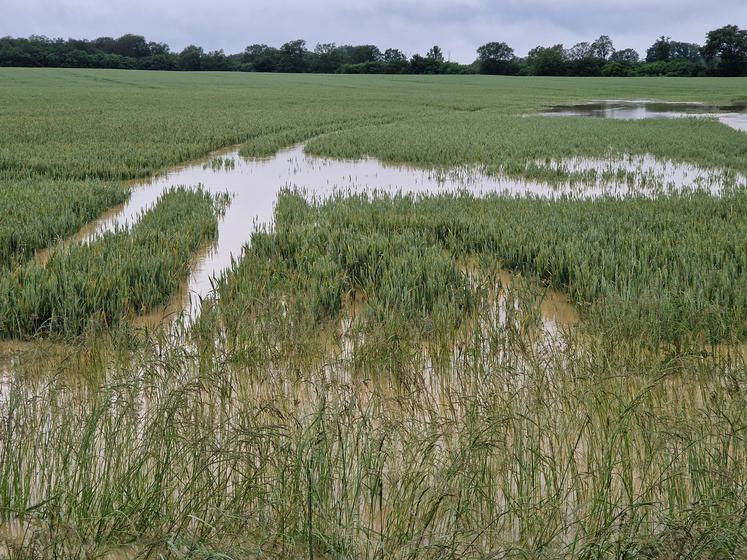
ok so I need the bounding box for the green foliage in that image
[0,178,127,269]
[2,25,744,76]
[213,191,478,364]
[0,188,219,338]
[305,101,747,177]
[702,25,747,76]
[1,69,745,343]
[4,248,746,559]
[526,44,567,75]
[601,61,632,76]
[635,60,706,77]
[0,69,746,559]
[476,41,516,74]
[213,190,746,356]
[1,69,744,187]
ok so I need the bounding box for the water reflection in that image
[540,99,747,132]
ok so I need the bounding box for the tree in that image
[601,61,631,76]
[409,54,429,74]
[243,44,277,72]
[563,39,609,75]
[350,45,381,64]
[112,34,150,58]
[647,36,672,62]
[526,44,566,75]
[610,48,640,64]
[408,48,444,74]
[702,25,747,76]
[277,39,307,72]
[383,48,406,63]
[566,42,592,61]
[382,48,409,73]
[590,35,614,60]
[202,49,231,71]
[179,45,203,70]
[670,42,702,63]
[476,42,515,74]
[314,42,336,56]
[244,44,272,58]
[312,43,347,72]
[92,36,116,53]
[426,45,444,63]
[148,42,170,56]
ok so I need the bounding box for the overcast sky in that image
[3,0,744,62]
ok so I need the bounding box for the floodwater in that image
[540,100,747,132]
[60,143,742,321]
[2,134,746,557]
[68,146,567,321]
[532,153,744,194]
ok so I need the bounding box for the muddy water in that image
[540,100,747,132]
[59,143,743,322]
[71,145,572,320]
[720,113,747,133]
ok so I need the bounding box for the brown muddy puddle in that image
[540,99,747,132]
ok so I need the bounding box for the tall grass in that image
[2,70,745,269]
[305,110,747,178]
[1,69,747,558]
[2,70,746,230]
[2,284,745,558]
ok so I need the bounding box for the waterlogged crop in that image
[0,178,127,269]
[1,70,746,184]
[3,258,746,559]
[0,188,220,338]
[209,190,746,353]
[1,68,746,559]
[305,109,747,178]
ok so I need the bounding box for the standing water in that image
[52,140,744,321]
[540,99,747,132]
[76,145,579,320]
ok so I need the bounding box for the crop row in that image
[0,187,220,338]
[0,178,127,269]
[305,109,747,178]
[2,70,745,265]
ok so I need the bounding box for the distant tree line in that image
[1,25,746,77]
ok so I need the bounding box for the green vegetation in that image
[1,69,745,189]
[2,24,746,76]
[210,190,746,352]
[0,69,746,558]
[3,255,746,558]
[306,109,747,177]
[0,178,127,270]
[0,188,220,338]
[208,191,479,367]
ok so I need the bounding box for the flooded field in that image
[3,284,744,558]
[541,99,747,132]
[1,70,746,559]
[45,142,745,321]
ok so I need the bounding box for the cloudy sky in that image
[3,0,744,62]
